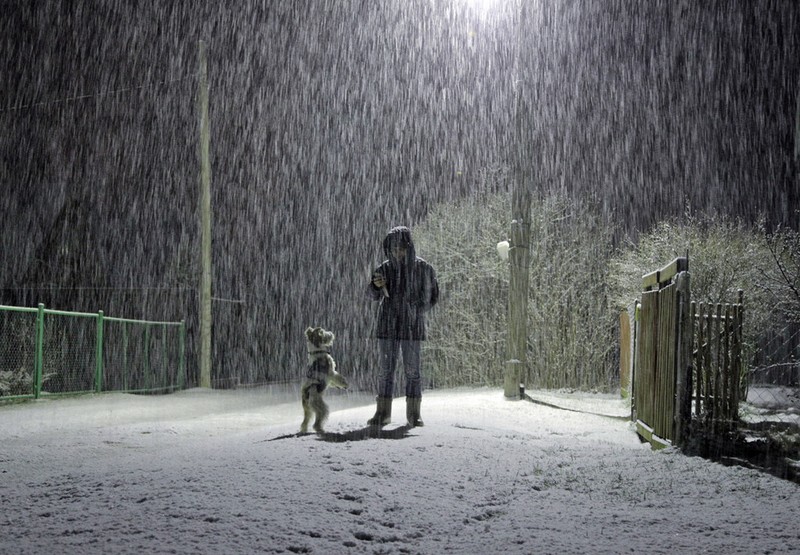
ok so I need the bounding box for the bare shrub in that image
[415,189,616,391]
[608,213,775,370]
[758,223,800,324]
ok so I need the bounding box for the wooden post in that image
[674,271,691,447]
[795,72,800,165]
[733,289,744,422]
[712,303,723,432]
[197,40,213,389]
[722,304,731,422]
[694,301,702,417]
[619,308,632,398]
[633,304,640,418]
[704,308,713,420]
[504,195,530,399]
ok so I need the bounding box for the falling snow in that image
[1,3,799,552]
[2,2,798,387]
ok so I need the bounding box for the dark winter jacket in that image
[367,226,439,340]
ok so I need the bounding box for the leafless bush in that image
[608,213,785,379]
[415,188,616,391]
[758,223,800,325]
[415,196,796,393]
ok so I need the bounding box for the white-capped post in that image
[504,1,531,399]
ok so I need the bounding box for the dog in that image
[300,326,348,433]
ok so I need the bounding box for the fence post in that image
[631,301,639,420]
[692,300,700,417]
[144,324,151,390]
[95,310,104,393]
[179,320,186,389]
[122,321,128,391]
[723,304,731,422]
[619,309,631,398]
[733,290,744,419]
[712,303,723,433]
[161,325,167,390]
[34,303,45,399]
[674,271,692,447]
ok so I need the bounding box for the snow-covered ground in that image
[1,386,798,554]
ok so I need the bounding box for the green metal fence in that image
[0,303,185,400]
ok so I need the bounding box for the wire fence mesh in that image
[742,315,800,432]
[0,308,38,397]
[0,304,185,401]
[102,318,185,393]
[40,311,96,394]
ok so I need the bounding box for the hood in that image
[382,226,416,265]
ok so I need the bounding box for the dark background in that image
[1,0,798,386]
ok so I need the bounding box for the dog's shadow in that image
[266,425,413,443]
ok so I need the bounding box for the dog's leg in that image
[300,384,312,433]
[310,391,329,433]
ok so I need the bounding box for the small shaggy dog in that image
[300,326,348,433]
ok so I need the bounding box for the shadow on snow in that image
[265,425,413,443]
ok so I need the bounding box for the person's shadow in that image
[266,425,413,443]
[317,425,412,442]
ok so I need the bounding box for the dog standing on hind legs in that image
[300,327,348,434]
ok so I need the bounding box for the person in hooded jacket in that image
[366,226,439,427]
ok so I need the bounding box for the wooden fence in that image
[632,257,691,448]
[691,293,745,434]
[629,257,745,449]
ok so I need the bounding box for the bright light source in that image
[497,240,509,261]
[459,0,512,24]
[467,0,501,12]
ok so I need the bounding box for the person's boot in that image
[367,396,392,427]
[406,396,424,427]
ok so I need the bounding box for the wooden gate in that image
[691,293,744,433]
[633,257,692,448]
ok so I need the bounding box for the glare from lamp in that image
[465,0,500,13]
[497,240,509,261]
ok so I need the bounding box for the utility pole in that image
[197,40,212,389]
[504,2,531,399]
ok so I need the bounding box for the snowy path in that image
[1,387,798,554]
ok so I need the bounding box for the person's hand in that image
[372,273,386,289]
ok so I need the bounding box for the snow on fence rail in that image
[0,303,185,400]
